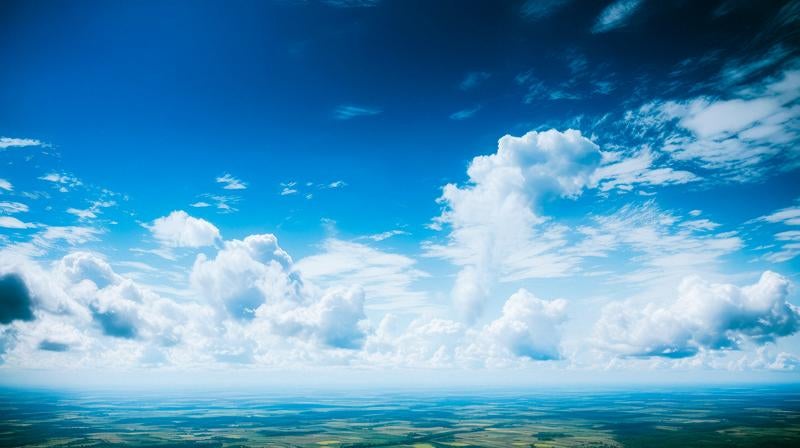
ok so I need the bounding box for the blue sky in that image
[1,0,800,386]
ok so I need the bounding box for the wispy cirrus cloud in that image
[625,67,800,180]
[191,194,239,213]
[279,180,346,198]
[0,201,28,214]
[753,201,800,263]
[333,104,381,120]
[296,238,430,313]
[323,0,380,7]
[449,105,482,121]
[66,199,116,221]
[592,0,643,33]
[363,229,409,242]
[0,216,36,229]
[520,0,571,21]
[216,173,247,190]
[458,71,491,90]
[0,137,44,149]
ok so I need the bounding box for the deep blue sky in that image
[1,0,799,382]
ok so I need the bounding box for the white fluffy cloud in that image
[594,271,800,358]
[191,234,368,349]
[262,285,367,349]
[427,129,710,322]
[0,234,373,368]
[145,210,220,248]
[427,129,600,322]
[0,251,203,368]
[482,289,567,361]
[190,234,304,320]
[364,288,568,368]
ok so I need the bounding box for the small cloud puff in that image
[145,210,221,248]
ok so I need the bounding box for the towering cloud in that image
[428,129,601,322]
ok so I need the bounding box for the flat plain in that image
[0,386,798,447]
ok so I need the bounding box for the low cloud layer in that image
[594,271,800,358]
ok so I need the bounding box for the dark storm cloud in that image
[0,273,35,324]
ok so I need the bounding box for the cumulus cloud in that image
[145,210,221,248]
[482,289,567,361]
[263,285,366,349]
[363,288,569,368]
[594,271,800,358]
[191,234,369,349]
[191,234,304,320]
[426,129,601,321]
[0,251,200,366]
[364,315,466,368]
